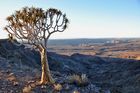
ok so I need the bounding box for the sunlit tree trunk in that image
[39,45,55,84]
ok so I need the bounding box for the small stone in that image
[10,90,14,93]
[6,70,10,73]
[41,85,46,89]
[9,73,14,76]
[13,81,19,86]
[7,75,16,81]
[64,84,70,90]
[30,83,36,88]
[73,90,80,93]
[7,64,11,68]
[28,80,35,83]
[23,86,32,93]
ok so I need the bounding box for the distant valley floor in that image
[48,38,140,60]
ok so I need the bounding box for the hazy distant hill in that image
[48,38,140,46]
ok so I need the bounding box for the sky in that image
[0,0,140,39]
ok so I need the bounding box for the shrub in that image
[53,83,62,91]
[67,74,89,87]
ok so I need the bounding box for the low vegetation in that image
[67,74,89,87]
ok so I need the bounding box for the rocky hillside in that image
[0,39,140,93]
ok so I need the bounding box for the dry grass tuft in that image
[67,74,89,86]
[53,83,62,91]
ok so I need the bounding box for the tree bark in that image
[38,45,55,84]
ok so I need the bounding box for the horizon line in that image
[1,37,140,40]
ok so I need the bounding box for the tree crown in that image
[4,7,69,47]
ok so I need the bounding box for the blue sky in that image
[0,0,140,39]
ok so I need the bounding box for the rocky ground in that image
[0,39,140,93]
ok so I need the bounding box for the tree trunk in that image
[38,45,55,84]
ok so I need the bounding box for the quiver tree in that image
[4,7,69,84]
